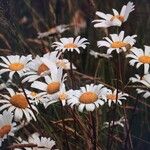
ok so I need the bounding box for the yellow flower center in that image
[79,92,98,104]
[138,56,150,64]
[111,41,128,48]
[37,64,49,75]
[0,124,11,138]
[64,43,78,49]
[9,63,24,71]
[56,60,66,69]
[31,91,37,97]
[59,93,68,101]
[107,94,116,101]
[111,15,124,22]
[47,82,60,94]
[10,94,28,109]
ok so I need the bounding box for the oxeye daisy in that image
[22,55,52,83]
[130,74,142,83]
[0,88,38,122]
[140,74,150,88]
[103,117,125,129]
[67,84,108,112]
[130,74,150,88]
[41,52,76,70]
[137,89,150,98]
[44,84,74,108]
[51,36,89,53]
[55,59,76,70]
[97,31,137,54]
[0,110,17,147]
[25,89,47,105]
[127,46,150,74]
[31,68,67,101]
[92,1,134,28]
[105,89,128,107]
[0,55,32,79]
[15,132,56,150]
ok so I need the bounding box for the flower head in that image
[130,74,150,88]
[15,132,56,150]
[41,52,76,70]
[0,110,17,147]
[141,74,150,88]
[103,117,125,129]
[68,84,108,112]
[31,68,67,103]
[52,36,89,53]
[106,89,128,107]
[0,88,38,122]
[93,1,134,28]
[130,74,142,83]
[25,89,47,105]
[44,84,74,108]
[0,55,32,79]
[127,46,150,74]
[22,53,55,83]
[137,89,150,98]
[97,31,137,54]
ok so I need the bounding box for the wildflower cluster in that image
[0,1,149,149]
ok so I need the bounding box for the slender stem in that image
[122,102,133,150]
[91,111,97,150]
[69,52,77,149]
[20,82,38,121]
[106,108,112,150]
[124,95,139,150]
[94,59,101,80]
[108,54,120,150]
[8,143,38,149]
[60,102,70,150]
[19,81,44,136]
[119,53,133,149]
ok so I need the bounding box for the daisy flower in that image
[44,84,74,108]
[137,89,150,98]
[97,31,137,54]
[0,88,38,122]
[140,74,150,88]
[25,89,47,105]
[130,74,150,88]
[130,74,142,83]
[103,117,125,129]
[51,36,89,53]
[55,59,76,70]
[93,1,134,28]
[67,84,108,112]
[22,53,56,83]
[106,89,128,107]
[31,68,67,101]
[126,46,150,74]
[0,55,32,79]
[0,110,17,147]
[41,52,76,70]
[14,132,56,150]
